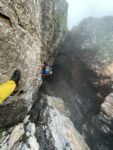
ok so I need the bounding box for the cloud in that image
[66,0,113,29]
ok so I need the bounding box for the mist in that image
[66,0,113,29]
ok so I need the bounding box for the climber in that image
[42,62,52,78]
[0,69,21,104]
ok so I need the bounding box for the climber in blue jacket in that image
[42,62,52,78]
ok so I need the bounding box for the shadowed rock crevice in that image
[40,50,101,132]
[0,12,12,27]
[28,94,89,150]
[40,17,113,150]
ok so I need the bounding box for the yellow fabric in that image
[0,80,16,104]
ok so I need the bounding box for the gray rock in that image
[30,95,89,150]
[0,95,89,150]
[0,0,67,127]
[8,123,24,150]
[0,124,24,150]
[65,17,113,96]
[38,16,113,150]
[21,122,39,150]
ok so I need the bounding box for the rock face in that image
[0,0,67,127]
[32,95,89,150]
[41,51,98,133]
[40,17,113,150]
[67,17,113,97]
[0,1,90,150]
[0,95,89,150]
[1,4,113,150]
[0,123,24,150]
[86,93,113,150]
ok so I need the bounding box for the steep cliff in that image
[1,2,112,149]
[0,0,67,127]
[0,1,90,150]
[40,17,113,150]
[67,17,113,97]
[0,95,89,150]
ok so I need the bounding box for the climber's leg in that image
[0,69,21,104]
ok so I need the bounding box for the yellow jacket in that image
[0,80,16,104]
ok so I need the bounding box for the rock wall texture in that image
[86,93,113,150]
[0,1,90,150]
[67,17,113,97]
[1,4,113,150]
[0,95,89,150]
[63,17,113,150]
[0,0,67,127]
[40,17,113,150]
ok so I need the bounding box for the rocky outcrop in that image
[66,17,113,97]
[0,0,67,127]
[0,1,90,150]
[40,51,98,132]
[39,17,113,150]
[86,93,113,150]
[0,123,24,150]
[0,95,89,150]
[1,4,113,150]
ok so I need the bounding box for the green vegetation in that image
[0,128,6,139]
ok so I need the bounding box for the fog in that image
[66,0,113,29]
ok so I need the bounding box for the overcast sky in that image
[66,0,113,29]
